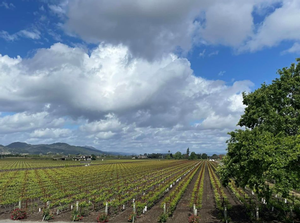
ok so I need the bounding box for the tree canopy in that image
[189,152,197,160]
[210,154,219,159]
[201,153,208,159]
[174,151,182,159]
[219,58,300,201]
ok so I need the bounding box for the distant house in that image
[72,155,92,161]
[138,155,147,159]
[20,153,29,156]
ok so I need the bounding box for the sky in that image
[0,0,299,155]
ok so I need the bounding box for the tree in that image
[186,148,190,159]
[174,151,182,160]
[167,150,171,159]
[211,154,219,160]
[147,153,161,159]
[201,153,208,159]
[91,154,96,160]
[189,152,197,160]
[219,58,300,201]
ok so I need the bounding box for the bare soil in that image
[109,205,135,223]
[1,208,105,222]
[223,187,250,222]
[133,188,177,222]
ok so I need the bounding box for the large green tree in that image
[174,151,182,160]
[189,152,197,160]
[91,154,96,160]
[201,153,208,159]
[211,154,219,160]
[219,59,300,201]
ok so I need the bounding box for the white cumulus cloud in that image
[0,43,253,154]
[0,112,64,134]
[30,128,71,138]
[57,0,292,58]
[282,42,300,54]
[241,0,300,52]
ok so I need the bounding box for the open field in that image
[0,159,299,222]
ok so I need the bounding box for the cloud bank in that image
[61,0,300,59]
[0,43,252,153]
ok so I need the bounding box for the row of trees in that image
[171,148,220,160]
[144,149,220,160]
[173,151,210,160]
[174,148,220,160]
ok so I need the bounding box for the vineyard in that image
[0,159,300,222]
[0,159,147,171]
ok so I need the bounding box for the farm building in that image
[72,155,92,161]
[138,155,148,159]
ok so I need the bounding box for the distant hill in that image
[0,144,9,153]
[3,142,128,155]
[6,142,31,149]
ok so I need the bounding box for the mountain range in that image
[0,142,133,156]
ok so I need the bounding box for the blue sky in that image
[0,0,299,154]
[190,43,299,86]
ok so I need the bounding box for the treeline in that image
[169,152,220,160]
[142,148,222,160]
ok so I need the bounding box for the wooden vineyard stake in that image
[105,202,108,215]
[193,204,197,216]
[76,201,79,212]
